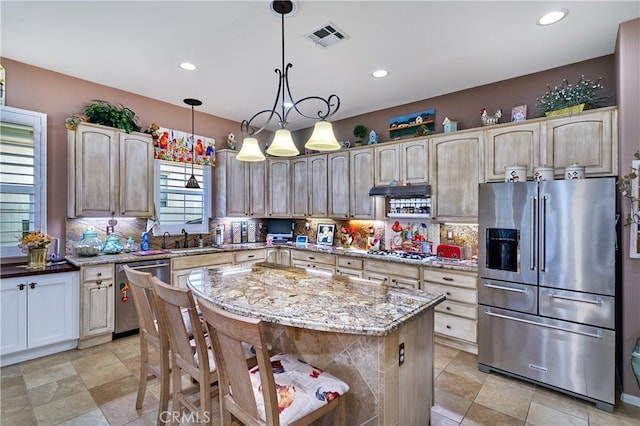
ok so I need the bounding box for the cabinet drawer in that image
[291,261,335,275]
[172,252,234,270]
[234,249,267,264]
[291,251,335,266]
[83,265,114,281]
[337,257,363,270]
[435,300,478,320]
[365,259,420,279]
[435,312,477,343]
[425,282,477,305]
[423,268,476,289]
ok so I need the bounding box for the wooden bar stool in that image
[152,277,220,426]
[122,265,170,425]
[197,297,349,426]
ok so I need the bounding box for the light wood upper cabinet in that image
[374,144,400,186]
[328,151,350,219]
[68,123,154,217]
[543,107,618,177]
[290,157,308,217]
[350,147,377,219]
[374,139,428,186]
[215,150,266,217]
[308,155,328,217]
[267,158,290,217]
[484,121,542,182]
[429,131,483,222]
[248,161,267,217]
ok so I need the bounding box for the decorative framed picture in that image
[316,223,335,246]
[296,235,308,247]
[630,159,640,259]
[511,105,527,122]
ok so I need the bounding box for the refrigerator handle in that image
[484,310,603,339]
[540,195,547,272]
[530,196,536,271]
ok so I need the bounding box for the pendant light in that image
[236,137,266,162]
[184,98,202,188]
[238,0,341,161]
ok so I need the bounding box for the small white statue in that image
[226,132,237,150]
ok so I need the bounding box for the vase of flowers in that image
[19,230,52,269]
[535,75,607,117]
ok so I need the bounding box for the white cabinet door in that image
[308,155,328,217]
[249,161,267,217]
[1,277,28,355]
[350,148,376,219]
[484,121,542,182]
[118,131,154,217]
[374,144,400,186]
[27,273,78,349]
[401,139,429,184]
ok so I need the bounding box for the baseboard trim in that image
[620,392,640,407]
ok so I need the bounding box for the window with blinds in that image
[0,107,47,257]
[154,159,211,235]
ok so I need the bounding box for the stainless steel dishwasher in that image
[114,259,171,337]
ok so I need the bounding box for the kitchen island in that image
[188,263,445,425]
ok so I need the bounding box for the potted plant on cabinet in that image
[79,99,141,133]
[353,124,367,146]
[535,75,607,117]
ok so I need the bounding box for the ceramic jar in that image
[533,165,554,181]
[505,164,527,182]
[565,163,585,180]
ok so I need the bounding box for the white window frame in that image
[0,106,47,258]
[153,159,211,236]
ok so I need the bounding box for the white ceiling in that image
[2,1,639,131]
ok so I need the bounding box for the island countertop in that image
[187,263,445,337]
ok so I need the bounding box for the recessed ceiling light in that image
[179,62,197,71]
[537,9,568,26]
[372,69,388,78]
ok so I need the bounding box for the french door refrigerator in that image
[477,178,617,412]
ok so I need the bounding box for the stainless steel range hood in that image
[368,184,431,198]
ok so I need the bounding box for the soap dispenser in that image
[141,232,150,251]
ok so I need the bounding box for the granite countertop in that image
[187,263,446,336]
[63,242,478,272]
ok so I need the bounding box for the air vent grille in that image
[306,22,349,47]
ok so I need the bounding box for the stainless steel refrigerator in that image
[477,178,617,412]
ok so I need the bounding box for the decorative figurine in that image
[368,130,378,145]
[226,132,237,150]
[480,108,503,126]
[443,117,458,133]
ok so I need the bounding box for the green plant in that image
[617,150,640,226]
[535,75,607,115]
[353,124,367,143]
[83,99,141,133]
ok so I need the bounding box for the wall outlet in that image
[399,342,405,366]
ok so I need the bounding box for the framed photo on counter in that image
[316,223,335,246]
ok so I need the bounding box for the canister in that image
[533,165,554,181]
[505,164,527,182]
[565,163,585,180]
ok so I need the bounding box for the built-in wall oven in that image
[114,259,171,336]
[478,178,617,412]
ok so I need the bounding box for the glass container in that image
[75,227,103,256]
[102,234,123,254]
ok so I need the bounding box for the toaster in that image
[436,244,462,259]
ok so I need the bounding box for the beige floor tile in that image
[0,363,22,380]
[70,351,122,375]
[474,380,532,421]
[483,372,536,401]
[88,374,140,406]
[32,389,97,426]
[56,407,110,426]
[435,344,461,370]
[531,385,589,420]
[18,351,74,374]
[431,409,462,425]
[436,370,484,401]
[27,374,86,407]
[527,401,588,426]
[445,351,488,385]
[462,402,525,426]
[587,403,640,426]
[77,359,133,389]
[100,387,159,426]
[433,388,474,423]
[22,361,77,389]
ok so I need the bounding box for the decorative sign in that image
[154,127,215,166]
[389,109,435,139]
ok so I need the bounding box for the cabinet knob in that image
[30,282,37,289]
[96,279,103,286]
[97,272,102,277]
[446,325,451,329]
[18,283,25,291]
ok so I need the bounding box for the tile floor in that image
[1,335,639,425]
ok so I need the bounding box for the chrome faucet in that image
[181,229,189,248]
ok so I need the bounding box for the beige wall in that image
[615,18,640,399]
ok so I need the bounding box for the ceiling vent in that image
[305,22,349,47]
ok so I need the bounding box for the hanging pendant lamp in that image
[184,98,202,188]
[236,137,266,162]
[238,0,341,161]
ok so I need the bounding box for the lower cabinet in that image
[335,256,363,278]
[1,272,79,366]
[171,252,234,288]
[234,249,267,265]
[79,265,114,349]
[364,259,421,289]
[423,268,478,354]
[291,250,336,275]
[267,248,291,266]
